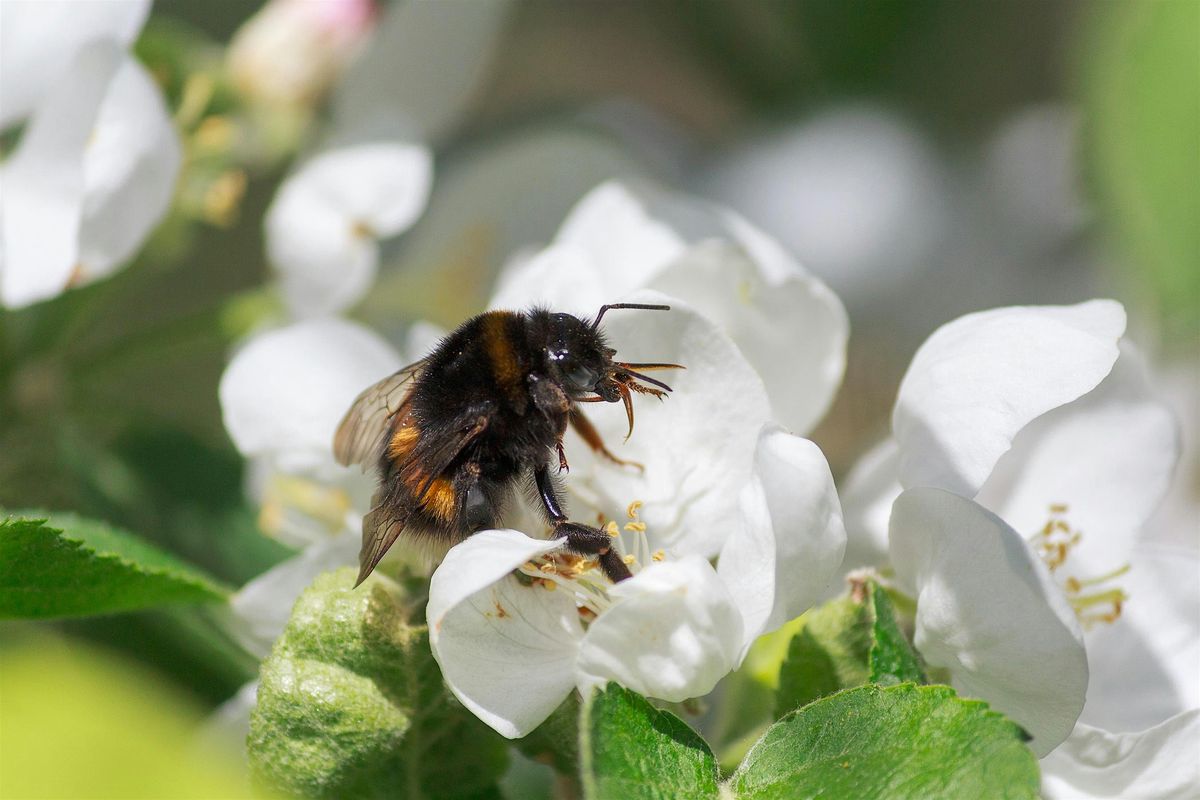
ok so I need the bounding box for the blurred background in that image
[1,0,1196,795]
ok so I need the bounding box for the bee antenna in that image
[592,303,671,329]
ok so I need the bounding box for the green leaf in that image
[248,568,508,800]
[1081,0,1200,343]
[729,684,1039,800]
[579,684,720,800]
[776,579,923,716]
[867,584,925,686]
[0,514,229,619]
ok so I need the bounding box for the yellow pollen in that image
[1032,504,1129,629]
[626,500,644,519]
[623,554,636,566]
[605,520,620,538]
[651,550,665,562]
[624,521,647,533]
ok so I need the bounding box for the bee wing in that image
[355,407,493,586]
[334,359,426,469]
[354,493,410,587]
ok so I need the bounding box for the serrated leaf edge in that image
[1,516,230,599]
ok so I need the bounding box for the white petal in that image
[1,40,122,308]
[331,0,511,143]
[890,488,1088,756]
[978,344,1180,575]
[219,318,402,471]
[1078,545,1200,733]
[488,243,609,318]
[1040,712,1200,800]
[427,530,580,739]
[551,181,848,432]
[265,143,432,317]
[228,535,359,659]
[649,239,847,434]
[0,0,148,128]
[576,556,744,702]
[718,426,846,653]
[77,56,182,278]
[839,438,902,572]
[893,300,1126,497]
[562,291,772,558]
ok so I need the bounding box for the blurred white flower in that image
[428,425,845,738]
[0,0,149,129]
[694,106,948,306]
[0,1,180,308]
[842,299,1185,760]
[264,142,433,318]
[227,0,375,110]
[219,317,403,655]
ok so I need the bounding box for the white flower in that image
[842,299,1183,760]
[490,181,847,557]
[0,2,180,308]
[264,142,432,318]
[428,425,845,739]
[219,317,403,655]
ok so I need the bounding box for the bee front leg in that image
[533,463,631,583]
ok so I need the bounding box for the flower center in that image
[1029,504,1129,630]
[517,501,665,620]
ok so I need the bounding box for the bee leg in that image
[568,408,644,471]
[554,522,632,583]
[534,463,632,582]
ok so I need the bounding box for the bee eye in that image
[566,364,597,391]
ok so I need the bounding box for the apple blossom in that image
[841,299,1186,768]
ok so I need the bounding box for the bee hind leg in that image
[553,522,632,583]
[534,462,631,582]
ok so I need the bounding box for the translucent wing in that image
[333,359,425,469]
[354,408,493,586]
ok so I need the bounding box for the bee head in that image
[539,303,681,438]
[543,312,613,398]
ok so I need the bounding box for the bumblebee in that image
[334,303,680,586]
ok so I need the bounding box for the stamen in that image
[1031,504,1130,629]
[516,499,662,620]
